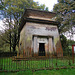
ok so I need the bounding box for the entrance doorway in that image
[39,43,45,56]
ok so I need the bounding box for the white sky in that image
[34,0,58,11]
[0,20,4,30]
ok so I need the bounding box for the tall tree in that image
[53,0,75,35]
[60,34,68,53]
[53,0,75,52]
[0,0,3,9]
[0,0,4,19]
[1,0,48,52]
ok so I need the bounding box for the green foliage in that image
[67,40,75,52]
[4,0,48,14]
[53,0,75,34]
[67,40,75,46]
[60,34,68,52]
[53,0,75,53]
[0,30,12,52]
[0,0,48,52]
[60,34,75,54]
[0,0,4,10]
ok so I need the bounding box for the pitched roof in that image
[19,9,59,32]
[23,8,56,19]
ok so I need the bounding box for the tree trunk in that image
[9,14,11,52]
[13,46,16,52]
[10,32,11,52]
[13,32,16,52]
[13,24,17,52]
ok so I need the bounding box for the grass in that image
[0,69,75,75]
[0,57,75,75]
[0,57,75,70]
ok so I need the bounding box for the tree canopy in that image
[0,0,48,52]
[53,0,75,34]
[53,0,75,52]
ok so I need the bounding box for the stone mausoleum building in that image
[19,9,63,58]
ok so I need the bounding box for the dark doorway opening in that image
[39,43,45,56]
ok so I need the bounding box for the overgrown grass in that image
[0,57,75,75]
[0,57,75,71]
[0,69,75,75]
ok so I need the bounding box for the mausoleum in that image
[19,9,63,57]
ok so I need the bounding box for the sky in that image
[0,20,4,30]
[34,0,58,11]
